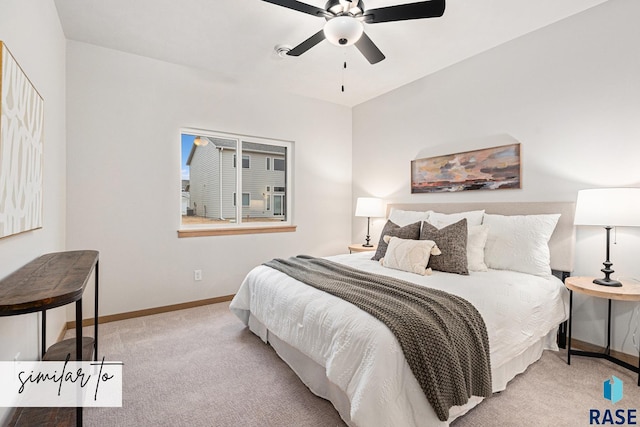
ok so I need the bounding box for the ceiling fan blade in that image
[287,29,326,56]
[364,0,445,24]
[355,32,385,64]
[262,0,329,18]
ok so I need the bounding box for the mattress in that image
[230,252,570,426]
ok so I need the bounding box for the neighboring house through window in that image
[180,130,293,232]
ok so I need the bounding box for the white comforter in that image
[230,252,569,427]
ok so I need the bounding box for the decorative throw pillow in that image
[380,236,441,276]
[482,213,560,276]
[428,210,485,228]
[388,208,431,227]
[420,219,469,275]
[371,220,421,261]
[467,225,489,272]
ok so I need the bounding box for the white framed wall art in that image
[0,41,44,239]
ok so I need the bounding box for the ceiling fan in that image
[263,0,445,64]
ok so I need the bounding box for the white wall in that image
[0,0,67,423]
[352,0,640,355]
[65,41,352,317]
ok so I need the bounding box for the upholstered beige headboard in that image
[387,202,576,273]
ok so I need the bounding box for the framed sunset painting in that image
[411,143,521,193]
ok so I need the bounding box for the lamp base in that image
[592,227,622,287]
[593,277,622,287]
[363,218,373,247]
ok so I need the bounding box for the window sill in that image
[177,225,297,238]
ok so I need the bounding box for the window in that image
[265,186,271,211]
[233,192,250,207]
[179,129,294,236]
[273,194,284,216]
[234,154,250,169]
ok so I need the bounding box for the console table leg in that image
[76,299,82,360]
[41,310,47,359]
[94,260,99,361]
[76,299,83,427]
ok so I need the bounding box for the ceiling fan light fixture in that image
[323,16,363,47]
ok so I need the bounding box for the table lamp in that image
[355,197,385,247]
[574,188,640,287]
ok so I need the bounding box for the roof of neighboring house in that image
[243,141,286,156]
[186,137,286,165]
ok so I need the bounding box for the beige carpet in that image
[67,302,640,427]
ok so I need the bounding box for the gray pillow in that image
[371,220,421,261]
[420,219,469,275]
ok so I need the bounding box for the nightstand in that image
[348,244,377,254]
[566,276,640,385]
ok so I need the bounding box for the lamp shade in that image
[574,188,640,227]
[355,197,385,218]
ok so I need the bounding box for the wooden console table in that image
[0,250,99,427]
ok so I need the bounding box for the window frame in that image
[233,154,251,169]
[274,158,285,171]
[179,128,295,237]
[232,192,251,207]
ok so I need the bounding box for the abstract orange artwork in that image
[411,143,521,193]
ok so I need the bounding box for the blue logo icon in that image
[604,375,623,404]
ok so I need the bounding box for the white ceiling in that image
[54,0,609,107]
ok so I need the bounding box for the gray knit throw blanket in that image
[264,255,492,421]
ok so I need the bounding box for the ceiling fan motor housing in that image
[325,0,365,16]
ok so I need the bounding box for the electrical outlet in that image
[194,270,202,281]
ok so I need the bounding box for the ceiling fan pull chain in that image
[341,61,347,92]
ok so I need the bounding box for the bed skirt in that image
[248,313,558,426]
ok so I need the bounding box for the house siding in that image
[221,150,236,219]
[240,149,285,219]
[188,143,220,218]
[188,139,286,221]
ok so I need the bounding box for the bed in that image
[230,202,575,426]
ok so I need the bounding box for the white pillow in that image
[388,208,431,227]
[467,225,489,272]
[482,213,560,276]
[428,210,485,228]
[380,236,441,276]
